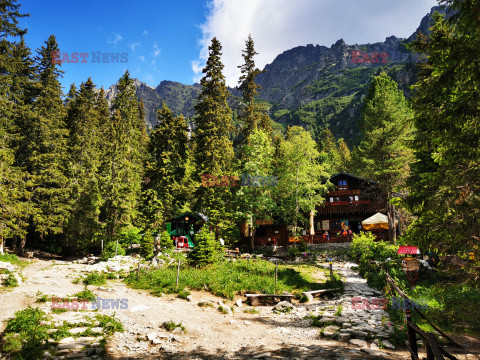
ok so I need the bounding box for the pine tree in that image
[142,103,189,229]
[0,1,33,254]
[237,35,271,145]
[65,78,104,252]
[406,4,480,262]
[193,38,235,235]
[188,225,222,266]
[100,71,146,244]
[355,72,414,241]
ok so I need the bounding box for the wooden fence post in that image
[274,261,278,294]
[176,259,181,289]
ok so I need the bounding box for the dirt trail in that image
[1,257,477,360]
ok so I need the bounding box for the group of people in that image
[322,228,354,242]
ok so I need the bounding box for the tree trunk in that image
[0,236,4,255]
[17,237,26,256]
[387,201,397,242]
[12,236,18,252]
[250,227,256,251]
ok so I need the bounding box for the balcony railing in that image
[316,201,383,215]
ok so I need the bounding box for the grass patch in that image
[243,308,259,314]
[217,305,231,314]
[51,308,69,314]
[162,321,185,332]
[2,274,19,287]
[95,314,123,335]
[177,289,191,299]
[82,272,107,286]
[73,289,97,302]
[125,259,338,300]
[36,292,50,303]
[2,307,50,360]
[0,253,28,268]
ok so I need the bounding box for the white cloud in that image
[193,0,438,86]
[129,42,141,52]
[138,55,146,61]
[153,42,161,58]
[107,33,123,46]
[143,30,148,36]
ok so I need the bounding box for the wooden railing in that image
[385,273,463,360]
[316,201,382,215]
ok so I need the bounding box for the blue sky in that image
[19,0,438,91]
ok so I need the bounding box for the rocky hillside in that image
[107,6,443,144]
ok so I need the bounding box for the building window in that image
[338,180,347,190]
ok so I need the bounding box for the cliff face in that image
[106,6,444,143]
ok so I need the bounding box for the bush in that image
[83,272,107,286]
[2,307,49,359]
[118,226,142,247]
[74,288,97,302]
[96,314,124,335]
[349,232,406,290]
[140,230,155,259]
[101,241,126,261]
[188,226,223,266]
[3,274,19,287]
[159,230,174,250]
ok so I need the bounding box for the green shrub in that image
[188,225,223,266]
[159,230,174,250]
[178,289,191,299]
[140,230,155,259]
[74,288,97,302]
[162,320,185,332]
[2,307,49,359]
[287,246,301,258]
[101,241,126,260]
[3,274,18,287]
[96,314,123,335]
[83,272,107,286]
[118,226,142,247]
[349,232,406,290]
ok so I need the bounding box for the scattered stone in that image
[253,352,272,359]
[235,298,243,307]
[382,339,395,350]
[349,339,368,348]
[186,295,194,302]
[273,301,295,311]
[146,332,158,341]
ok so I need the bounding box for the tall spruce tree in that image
[142,103,189,229]
[65,78,104,252]
[12,35,71,253]
[237,35,271,145]
[0,1,33,254]
[406,3,480,266]
[100,71,146,243]
[193,38,235,235]
[354,72,413,241]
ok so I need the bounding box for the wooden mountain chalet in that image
[241,173,387,247]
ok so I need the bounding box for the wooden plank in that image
[301,288,338,296]
[426,333,445,360]
[245,294,293,298]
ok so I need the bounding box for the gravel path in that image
[3,255,475,360]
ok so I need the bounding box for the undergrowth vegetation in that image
[125,259,342,300]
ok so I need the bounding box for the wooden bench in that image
[224,249,240,258]
[301,288,338,297]
[245,293,294,306]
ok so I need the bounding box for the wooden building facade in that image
[241,173,385,247]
